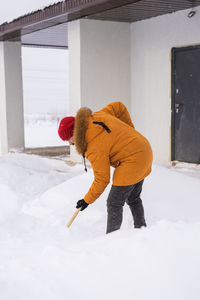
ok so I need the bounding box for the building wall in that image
[69,19,131,114]
[80,19,131,112]
[131,6,200,164]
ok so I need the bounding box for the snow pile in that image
[0,153,200,300]
[143,165,200,223]
[0,184,18,224]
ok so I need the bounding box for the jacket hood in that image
[74,107,92,155]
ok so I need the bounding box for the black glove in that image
[76,199,89,211]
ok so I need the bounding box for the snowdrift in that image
[0,153,200,300]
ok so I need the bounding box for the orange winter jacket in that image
[74,102,153,204]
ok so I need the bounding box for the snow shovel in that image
[67,207,81,228]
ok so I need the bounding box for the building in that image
[1,0,200,164]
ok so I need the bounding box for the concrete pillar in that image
[68,20,82,162]
[0,41,24,155]
[68,19,131,162]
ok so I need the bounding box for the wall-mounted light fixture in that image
[187,0,197,18]
[187,10,196,17]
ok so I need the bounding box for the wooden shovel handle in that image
[67,207,81,228]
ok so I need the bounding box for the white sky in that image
[0,0,62,24]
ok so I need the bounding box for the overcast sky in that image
[0,0,62,24]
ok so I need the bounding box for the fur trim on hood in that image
[74,107,92,155]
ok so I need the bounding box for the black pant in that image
[106,180,146,233]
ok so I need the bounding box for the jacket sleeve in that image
[84,151,110,204]
[101,101,135,128]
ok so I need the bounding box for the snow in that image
[0,153,200,300]
[24,116,66,147]
[22,47,69,116]
[0,1,63,24]
[21,46,69,148]
[0,184,18,224]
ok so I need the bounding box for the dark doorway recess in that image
[171,45,200,164]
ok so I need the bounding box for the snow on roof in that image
[0,0,63,25]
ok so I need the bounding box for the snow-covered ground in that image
[24,116,66,147]
[0,153,200,300]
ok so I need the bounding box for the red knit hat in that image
[58,116,75,141]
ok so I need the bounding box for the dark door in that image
[172,46,200,164]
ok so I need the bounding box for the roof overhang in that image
[0,0,142,43]
[0,0,199,48]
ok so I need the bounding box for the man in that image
[58,102,153,233]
